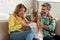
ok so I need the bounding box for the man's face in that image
[41,6,49,16]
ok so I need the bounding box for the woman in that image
[8,4,34,40]
[28,10,43,40]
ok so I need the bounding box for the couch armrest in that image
[0,20,9,40]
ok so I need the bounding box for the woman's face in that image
[18,7,26,17]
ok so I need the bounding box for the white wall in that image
[0,0,60,20]
[37,0,60,2]
[0,0,33,20]
[38,1,60,20]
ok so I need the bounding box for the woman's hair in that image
[13,4,27,15]
[32,10,43,33]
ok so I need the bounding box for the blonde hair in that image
[31,10,43,34]
[13,4,27,16]
[37,11,43,33]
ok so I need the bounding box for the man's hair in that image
[42,2,51,10]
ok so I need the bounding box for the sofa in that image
[0,20,60,40]
[0,20,9,40]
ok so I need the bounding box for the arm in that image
[22,21,31,30]
[16,15,31,30]
[48,19,56,31]
[43,19,56,32]
[8,15,22,34]
[24,16,30,24]
[25,13,31,22]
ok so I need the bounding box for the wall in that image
[38,1,60,20]
[0,0,60,20]
[37,0,60,2]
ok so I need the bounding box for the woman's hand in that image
[22,21,31,30]
[22,21,29,27]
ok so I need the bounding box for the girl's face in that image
[31,12,37,22]
[18,7,26,17]
[31,16,36,22]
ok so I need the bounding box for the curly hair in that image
[14,4,27,15]
[31,10,43,34]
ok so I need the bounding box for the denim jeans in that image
[10,30,34,40]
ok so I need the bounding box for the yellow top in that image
[8,14,24,34]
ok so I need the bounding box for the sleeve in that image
[29,22,37,29]
[25,13,31,21]
[48,19,56,32]
[8,15,22,34]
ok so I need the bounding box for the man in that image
[40,2,60,40]
[40,2,55,40]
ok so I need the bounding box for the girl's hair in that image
[13,4,27,16]
[32,10,43,33]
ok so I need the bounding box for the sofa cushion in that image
[0,20,9,40]
[55,20,60,35]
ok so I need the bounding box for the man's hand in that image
[43,25,49,30]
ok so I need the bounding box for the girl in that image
[28,10,43,40]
